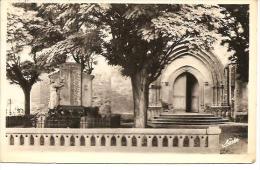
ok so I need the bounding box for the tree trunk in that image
[131,70,150,128]
[22,87,31,116]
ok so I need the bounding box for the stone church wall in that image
[92,68,133,115]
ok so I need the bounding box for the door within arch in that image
[173,72,199,112]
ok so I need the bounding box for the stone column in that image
[149,84,162,106]
[82,74,94,107]
[216,85,220,106]
[223,68,229,106]
[229,64,236,117]
[148,84,162,120]
[234,78,248,119]
[212,86,216,105]
[207,126,221,153]
[220,84,224,105]
[24,135,30,146]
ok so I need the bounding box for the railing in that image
[205,105,231,118]
[80,115,121,128]
[6,115,36,127]
[5,127,221,153]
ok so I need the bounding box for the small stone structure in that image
[48,63,94,108]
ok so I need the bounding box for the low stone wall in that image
[147,106,163,120]
[205,105,231,118]
[5,127,221,153]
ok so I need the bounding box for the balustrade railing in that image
[5,127,221,153]
[205,105,231,118]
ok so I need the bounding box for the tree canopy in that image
[31,4,102,74]
[6,5,42,115]
[219,5,249,82]
[94,4,226,83]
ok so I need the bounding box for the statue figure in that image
[49,78,64,109]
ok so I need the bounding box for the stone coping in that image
[5,127,221,135]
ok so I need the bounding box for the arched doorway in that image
[173,72,199,112]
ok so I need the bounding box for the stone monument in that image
[48,62,94,108]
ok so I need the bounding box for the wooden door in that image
[187,73,199,112]
[172,74,186,111]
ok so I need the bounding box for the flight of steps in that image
[147,112,230,128]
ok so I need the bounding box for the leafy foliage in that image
[6,5,44,115]
[23,4,228,81]
[31,4,103,74]
[6,5,41,88]
[94,4,226,83]
[219,5,249,82]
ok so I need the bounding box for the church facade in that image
[149,49,248,121]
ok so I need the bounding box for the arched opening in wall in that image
[10,135,14,145]
[30,135,34,145]
[173,72,199,113]
[50,136,55,146]
[101,136,106,146]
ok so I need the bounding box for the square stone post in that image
[206,126,221,153]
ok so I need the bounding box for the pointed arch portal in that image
[173,72,199,112]
[150,49,227,113]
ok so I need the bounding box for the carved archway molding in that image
[151,49,226,110]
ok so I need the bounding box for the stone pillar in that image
[137,137,142,147]
[203,82,211,109]
[217,85,221,106]
[75,136,80,146]
[14,135,19,146]
[82,74,94,107]
[149,84,161,107]
[201,84,204,110]
[148,84,162,120]
[207,126,221,153]
[178,136,184,147]
[64,136,70,146]
[212,86,216,105]
[234,78,248,119]
[223,68,229,106]
[220,84,224,105]
[229,64,236,117]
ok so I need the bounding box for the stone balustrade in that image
[5,127,221,153]
[206,105,231,118]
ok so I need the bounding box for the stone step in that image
[153,116,222,119]
[148,112,229,127]
[147,121,227,125]
[159,113,215,117]
[150,118,229,122]
[147,123,222,128]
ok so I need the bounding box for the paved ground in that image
[219,123,248,154]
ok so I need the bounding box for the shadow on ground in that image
[219,125,248,154]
